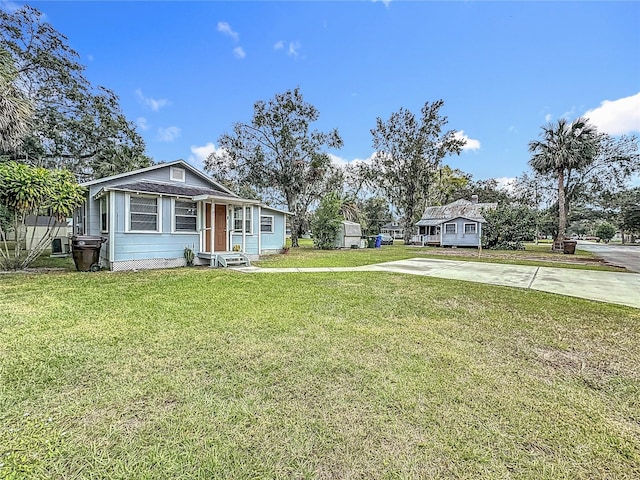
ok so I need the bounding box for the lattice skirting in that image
[111,257,190,272]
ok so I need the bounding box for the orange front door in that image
[214,204,227,252]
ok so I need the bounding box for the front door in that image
[214,204,227,251]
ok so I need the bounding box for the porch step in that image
[198,252,251,268]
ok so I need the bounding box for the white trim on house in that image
[260,214,275,233]
[463,223,477,234]
[171,198,198,234]
[444,223,457,234]
[109,192,115,264]
[99,195,109,234]
[169,166,186,182]
[125,193,162,233]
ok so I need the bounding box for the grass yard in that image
[1,268,639,479]
[255,242,624,272]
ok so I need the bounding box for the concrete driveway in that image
[237,258,640,309]
[577,241,640,273]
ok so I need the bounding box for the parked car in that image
[380,233,394,245]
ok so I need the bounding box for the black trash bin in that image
[367,236,376,248]
[562,240,577,255]
[72,235,106,271]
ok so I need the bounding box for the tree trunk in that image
[290,214,300,248]
[554,169,566,251]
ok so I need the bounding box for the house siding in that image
[79,163,290,270]
[441,218,480,247]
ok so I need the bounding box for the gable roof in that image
[80,160,234,195]
[417,198,497,226]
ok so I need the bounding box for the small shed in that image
[335,221,362,248]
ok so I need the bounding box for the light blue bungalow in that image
[76,160,290,271]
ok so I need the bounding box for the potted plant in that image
[282,238,291,254]
[183,246,195,266]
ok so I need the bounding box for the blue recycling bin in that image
[375,234,382,248]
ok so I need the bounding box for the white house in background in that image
[77,160,291,271]
[414,195,497,247]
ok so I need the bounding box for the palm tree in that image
[529,118,598,250]
[0,49,32,153]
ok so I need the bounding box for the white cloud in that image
[188,142,230,170]
[508,125,518,133]
[288,41,301,57]
[584,92,640,135]
[544,113,552,122]
[217,21,239,41]
[136,89,169,112]
[136,117,149,131]
[372,0,392,7]
[233,46,246,59]
[273,40,284,50]
[494,177,517,193]
[157,126,181,142]
[454,131,481,151]
[329,153,376,169]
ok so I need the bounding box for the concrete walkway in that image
[236,258,640,309]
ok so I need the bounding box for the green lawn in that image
[255,242,624,272]
[1,268,639,478]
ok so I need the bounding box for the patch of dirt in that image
[533,346,624,389]
[412,247,619,268]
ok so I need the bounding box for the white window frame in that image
[172,198,198,233]
[233,206,252,234]
[126,194,162,233]
[444,223,457,234]
[170,166,186,182]
[260,214,274,233]
[464,223,477,234]
[99,195,109,233]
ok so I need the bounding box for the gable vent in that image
[170,167,185,182]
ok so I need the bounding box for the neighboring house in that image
[335,221,362,248]
[414,195,497,247]
[5,215,71,250]
[381,221,404,239]
[77,160,290,271]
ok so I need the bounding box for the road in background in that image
[577,241,640,273]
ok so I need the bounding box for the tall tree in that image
[370,100,465,243]
[206,87,343,247]
[0,5,150,180]
[0,48,32,152]
[358,196,392,235]
[529,118,599,249]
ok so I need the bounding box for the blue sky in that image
[6,1,640,186]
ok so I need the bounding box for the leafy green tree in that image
[428,165,472,205]
[595,222,616,243]
[358,196,392,235]
[311,192,342,250]
[370,100,465,243]
[529,118,599,249]
[206,87,343,247]
[0,162,84,269]
[0,5,150,179]
[482,204,536,250]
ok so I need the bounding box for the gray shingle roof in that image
[105,181,239,199]
[416,199,497,226]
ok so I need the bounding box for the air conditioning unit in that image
[51,236,71,255]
